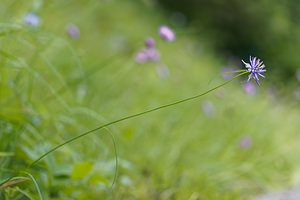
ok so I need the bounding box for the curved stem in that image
[102,127,118,189]
[221,69,246,75]
[29,71,248,168]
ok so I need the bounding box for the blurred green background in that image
[0,0,300,199]
[159,0,300,82]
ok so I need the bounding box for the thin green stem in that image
[103,128,118,189]
[221,69,246,75]
[29,71,248,168]
[16,188,34,200]
[25,172,43,200]
[207,69,247,87]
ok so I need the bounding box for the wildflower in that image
[23,12,40,27]
[158,25,175,41]
[66,23,80,39]
[135,37,160,64]
[135,49,148,64]
[145,37,155,47]
[242,82,256,95]
[135,48,160,64]
[201,100,215,118]
[242,56,266,86]
[146,48,160,61]
[238,135,252,149]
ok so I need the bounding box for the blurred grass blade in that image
[0,152,14,157]
[103,127,118,189]
[25,172,43,200]
[16,188,34,200]
[0,177,29,188]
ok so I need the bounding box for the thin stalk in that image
[221,69,246,75]
[29,71,248,168]
[103,128,118,189]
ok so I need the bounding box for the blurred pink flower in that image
[238,135,252,149]
[242,82,256,95]
[135,48,160,64]
[145,37,155,47]
[158,25,175,41]
[146,48,160,61]
[135,49,148,64]
[66,23,80,39]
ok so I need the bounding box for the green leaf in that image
[88,173,108,185]
[0,152,14,157]
[71,161,93,180]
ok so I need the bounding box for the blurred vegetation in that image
[0,0,300,199]
[158,0,300,81]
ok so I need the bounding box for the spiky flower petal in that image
[242,56,266,86]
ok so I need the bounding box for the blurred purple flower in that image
[23,12,39,27]
[158,25,175,42]
[294,87,300,101]
[238,135,252,149]
[66,23,80,39]
[135,49,148,64]
[243,82,256,95]
[146,48,160,61]
[135,48,160,64]
[201,100,215,118]
[156,64,169,79]
[242,56,266,86]
[296,69,300,82]
[145,37,155,47]
[221,67,235,80]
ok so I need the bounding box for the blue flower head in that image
[242,56,266,86]
[23,12,40,27]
